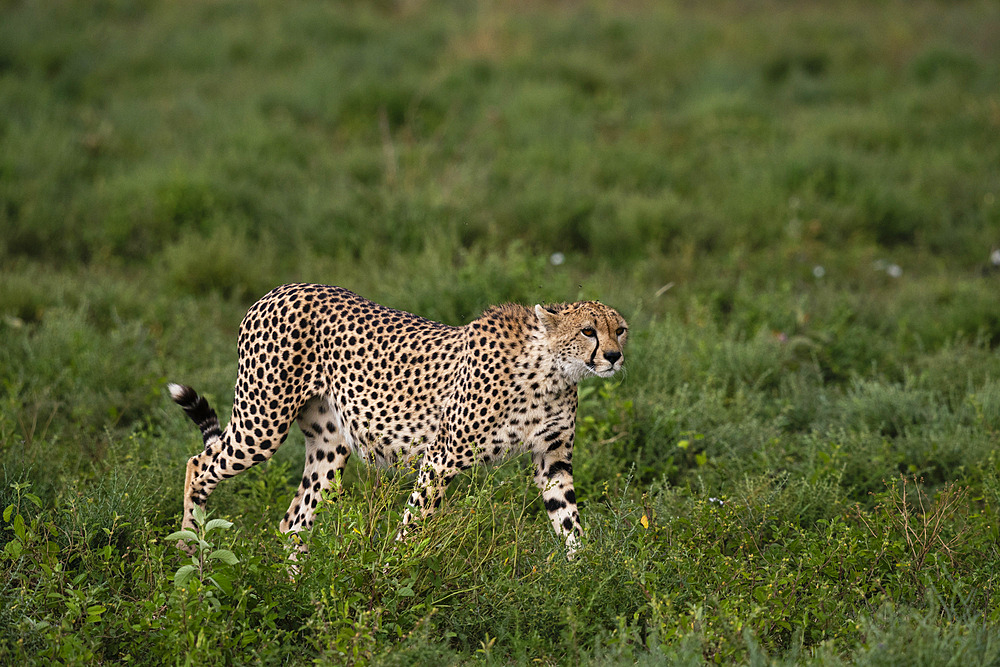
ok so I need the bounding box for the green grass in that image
[3,0,1000,663]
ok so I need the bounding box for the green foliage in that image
[0,302,163,465]
[3,0,1000,663]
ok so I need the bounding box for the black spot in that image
[545,498,566,512]
[547,460,573,477]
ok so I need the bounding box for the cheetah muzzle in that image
[169,284,628,559]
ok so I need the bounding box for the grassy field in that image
[3,0,1000,663]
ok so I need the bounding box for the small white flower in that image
[886,264,903,278]
[812,265,825,279]
[990,249,1000,266]
[549,252,565,266]
[708,497,724,506]
[787,218,802,239]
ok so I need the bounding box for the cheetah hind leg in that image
[170,383,291,555]
[281,396,351,559]
[396,459,458,542]
[169,384,227,555]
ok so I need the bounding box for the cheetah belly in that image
[324,390,442,467]
[324,390,530,469]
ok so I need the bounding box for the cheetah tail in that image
[168,383,222,448]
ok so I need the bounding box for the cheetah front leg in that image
[533,447,582,558]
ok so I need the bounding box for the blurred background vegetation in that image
[2,0,1000,664]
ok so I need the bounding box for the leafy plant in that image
[166,506,239,593]
[2,480,43,561]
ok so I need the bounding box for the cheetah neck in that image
[519,324,579,397]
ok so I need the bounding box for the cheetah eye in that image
[581,327,597,338]
[616,327,626,336]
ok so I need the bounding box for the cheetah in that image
[169,283,627,556]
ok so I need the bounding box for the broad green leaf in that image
[205,518,233,533]
[397,586,415,597]
[166,530,198,543]
[209,572,234,596]
[3,505,12,523]
[174,564,197,587]
[191,506,207,525]
[207,548,238,565]
[25,493,42,508]
[12,514,25,542]
[4,539,22,559]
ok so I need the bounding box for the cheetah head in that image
[534,301,628,382]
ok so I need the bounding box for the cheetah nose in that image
[603,350,622,364]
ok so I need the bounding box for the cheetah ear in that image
[535,304,562,330]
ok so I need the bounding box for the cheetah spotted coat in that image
[170,283,627,555]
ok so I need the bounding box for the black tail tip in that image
[168,383,196,406]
